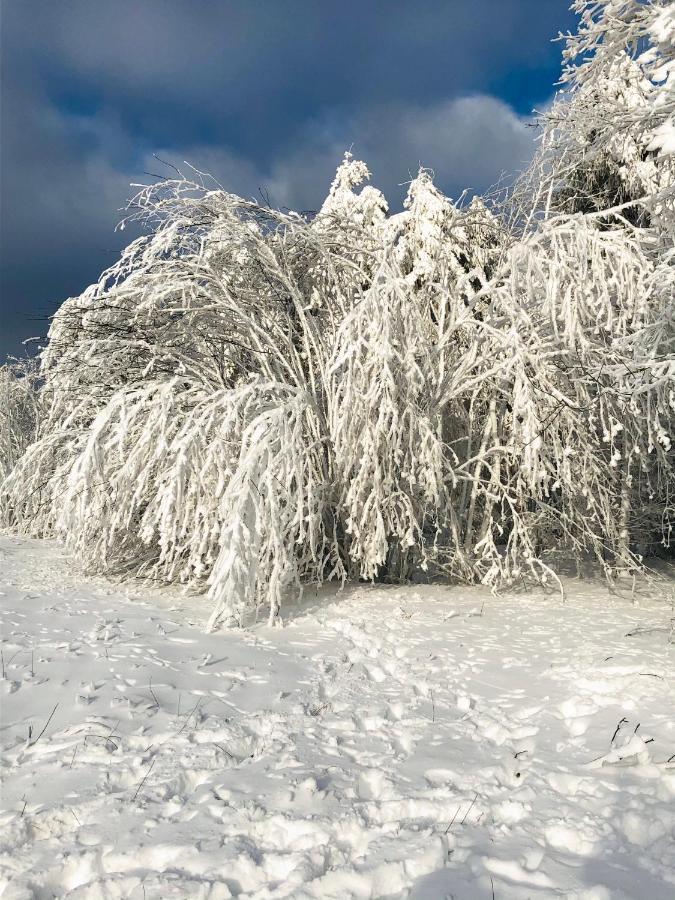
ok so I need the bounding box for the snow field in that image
[1,535,674,899]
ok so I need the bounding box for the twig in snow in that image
[625,625,668,637]
[460,792,479,825]
[445,803,462,833]
[176,698,202,735]
[610,717,628,745]
[132,758,156,801]
[7,649,25,667]
[148,677,160,708]
[214,742,233,758]
[28,703,58,746]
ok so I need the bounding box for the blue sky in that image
[0,0,577,359]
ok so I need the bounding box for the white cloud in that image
[170,94,539,212]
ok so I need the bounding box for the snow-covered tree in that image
[0,359,40,485]
[501,0,674,568]
[1,1,673,626]
[1,167,374,622]
[387,171,504,295]
[536,0,674,228]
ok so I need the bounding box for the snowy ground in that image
[1,536,674,900]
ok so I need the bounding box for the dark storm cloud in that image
[0,0,576,358]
